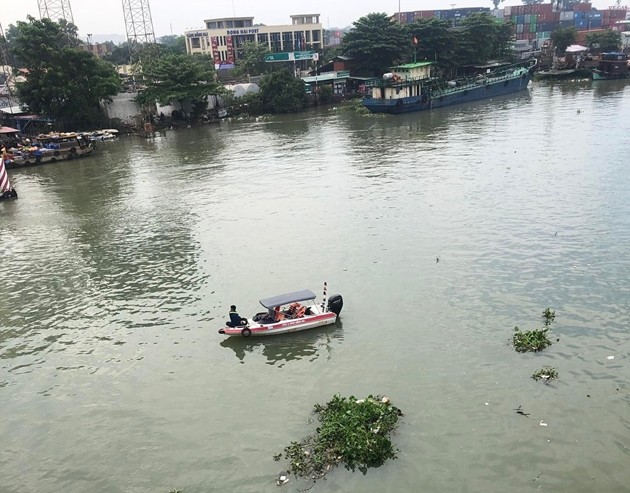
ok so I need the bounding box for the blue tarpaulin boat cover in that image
[259,290,316,308]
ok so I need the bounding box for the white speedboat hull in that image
[220,311,336,337]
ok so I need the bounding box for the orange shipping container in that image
[573,3,592,11]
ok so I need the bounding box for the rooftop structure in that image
[185,14,323,66]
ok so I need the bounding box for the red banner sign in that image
[211,37,220,64]
[226,36,235,64]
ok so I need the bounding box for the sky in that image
[2,0,621,42]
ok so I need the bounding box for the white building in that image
[184,14,323,65]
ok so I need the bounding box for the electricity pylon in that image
[122,0,156,49]
[37,0,75,23]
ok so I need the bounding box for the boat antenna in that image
[322,281,328,311]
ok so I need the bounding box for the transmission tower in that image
[0,22,16,114]
[37,0,75,23]
[122,0,156,48]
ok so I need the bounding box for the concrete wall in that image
[156,96,219,117]
[102,92,147,122]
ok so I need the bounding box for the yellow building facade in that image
[184,14,323,65]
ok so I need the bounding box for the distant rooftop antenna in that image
[122,0,156,50]
[37,0,75,23]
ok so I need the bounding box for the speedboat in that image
[218,286,343,337]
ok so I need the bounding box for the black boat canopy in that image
[259,289,316,308]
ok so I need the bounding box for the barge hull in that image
[363,73,532,114]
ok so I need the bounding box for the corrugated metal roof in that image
[301,72,350,83]
[0,106,24,114]
[393,62,434,69]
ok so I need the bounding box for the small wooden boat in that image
[592,53,629,80]
[218,285,343,337]
[536,68,576,79]
[5,132,95,169]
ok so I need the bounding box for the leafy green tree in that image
[494,20,515,60]
[551,26,577,53]
[458,13,511,64]
[233,41,271,77]
[341,13,407,76]
[103,42,132,65]
[157,35,186,54]
[136,53,222,118]
[11,16,120,125]
[405,18,457,69]
[0,24,22,66]
[321,37,344,62]
[258,70,307,113]
[586,29,621,52]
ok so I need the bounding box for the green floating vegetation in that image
[512,308,556,353]
[513,327,552,352]
[340,98,370,114]
[532,367,558,382]
[275,394,402,480]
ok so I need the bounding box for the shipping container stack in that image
[395,6,491,25]
[505,3,629,45]
[505,3,557,43]
[395,4,628,46]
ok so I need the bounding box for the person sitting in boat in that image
[287,303,300,317]
[226,305,246,327]
[274,306,285,322]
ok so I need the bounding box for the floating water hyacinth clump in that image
[513,308,556,353]
[532,367,559,382]
[275,394,403,482]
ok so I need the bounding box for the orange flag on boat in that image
[0,157,11,192]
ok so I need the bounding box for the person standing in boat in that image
[226,305,245,327]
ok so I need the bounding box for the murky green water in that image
[2,80,630,493]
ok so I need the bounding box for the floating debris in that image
[276,473,289,486]
[532,367,558,382]
[539,420,548,427]
[513,405,530,417]
[607,356,615,360]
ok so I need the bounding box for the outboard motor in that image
[327,294,343,316]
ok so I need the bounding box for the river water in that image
[1,80,630,493]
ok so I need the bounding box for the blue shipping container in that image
[517,15,525,23]
[590,18,603,28]
[574,19,587,29]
